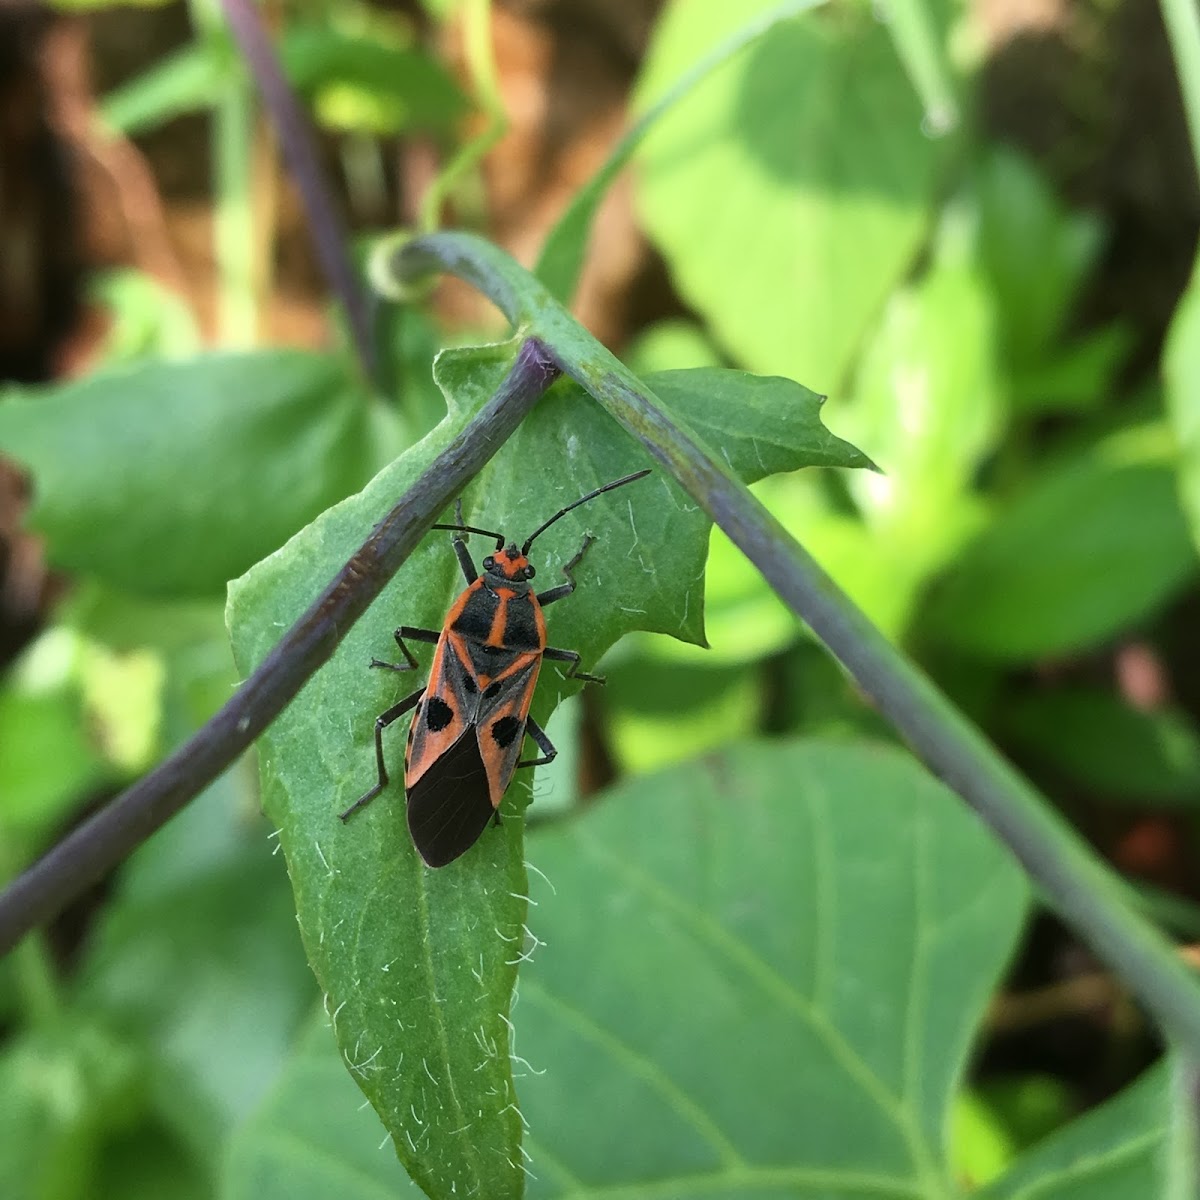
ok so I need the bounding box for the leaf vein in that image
[521,977,746,1169]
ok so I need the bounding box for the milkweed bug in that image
[340,468,651,867]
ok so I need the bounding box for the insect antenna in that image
[430,522,506,549]
[521,469,652,554]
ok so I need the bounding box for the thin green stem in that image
[219,0,379,383]
[534,0,828,305]
[13,936,62,1028]
[419,0,507,232]
[1167,1054,1200,1198]
[880,0,958,135]
[193,0,257,344]
[383,231,1200,1058]
[214,70,258,344]
[1161,0,1200,187]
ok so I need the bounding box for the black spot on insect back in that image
[491,715,521,748]
[425,696,454,731]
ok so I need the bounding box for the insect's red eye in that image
[524,565,536,579]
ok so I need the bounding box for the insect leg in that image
[369,626,439,673]
[339,687,425,821]
[448,497,480,584]
[543,645,604,685]
[536,534,596,606]
[517,715,557,769]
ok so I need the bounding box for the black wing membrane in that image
[406,727,495,867]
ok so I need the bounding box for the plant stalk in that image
[0,338,560,957]
[386,231,1200,1057]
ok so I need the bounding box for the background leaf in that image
[514,739,1028,1196]
[221,1012,407,1200]
[635,0,941,391]
[1001,689,1200,804]
[920,428,1197,660]
[978,1062,1172,1199]
[0,351,371,598]
[75,780,314,1166]
[1165,267,1200,553]
[282,28,468,135]
[975,148,1105,374]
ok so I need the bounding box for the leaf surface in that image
[0,351,370,597]
[635,0,941,389]
[517,740,1027,1197]
[921,429,1197,660]
[226,344,868,1197]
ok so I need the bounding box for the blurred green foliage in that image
[2,0,1199,1198]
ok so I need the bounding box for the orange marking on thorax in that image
[489,589,509,647]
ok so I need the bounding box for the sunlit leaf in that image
[0,351,371,598]
[636,0,941,389]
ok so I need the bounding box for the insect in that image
[339,468,652,867]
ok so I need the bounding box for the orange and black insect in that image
[340,469,651,867]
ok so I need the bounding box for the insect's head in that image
[432,470,653,587]
[482,543,536,584]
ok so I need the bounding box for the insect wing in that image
[404,633,472,790]
[406,731,495,867]
[475,652,541,807]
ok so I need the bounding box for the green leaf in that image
[100,28,468,139]
[226,344,869,1198]
[89,270,202,364]
[606,655,762,772]
[976,147,1104,372]
[0,1022,143,1200]
[843,206,1001,607]
[49,0,172,11]
[76,788,314,1161]
[636,0,941,388]
[623,319,724,375]
[96,1124,209,1200]
[0,351,371,598]
[227,340,547,1200]
[921,428,1198,660]
[653,367,874,477]
[221,739,1027,1200]
[0,679,108,857]
[515,739,1027,1195]
[951,1090,1018,1189]
[282,28,468,135]
[1165,265,1200,553]
[1012,323,1132,416]
[980,1062,1172,1199]
[222,1011,409,1200]
[1002,688,1200,804]
[100,40,229,135]
[536,0,825,307]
